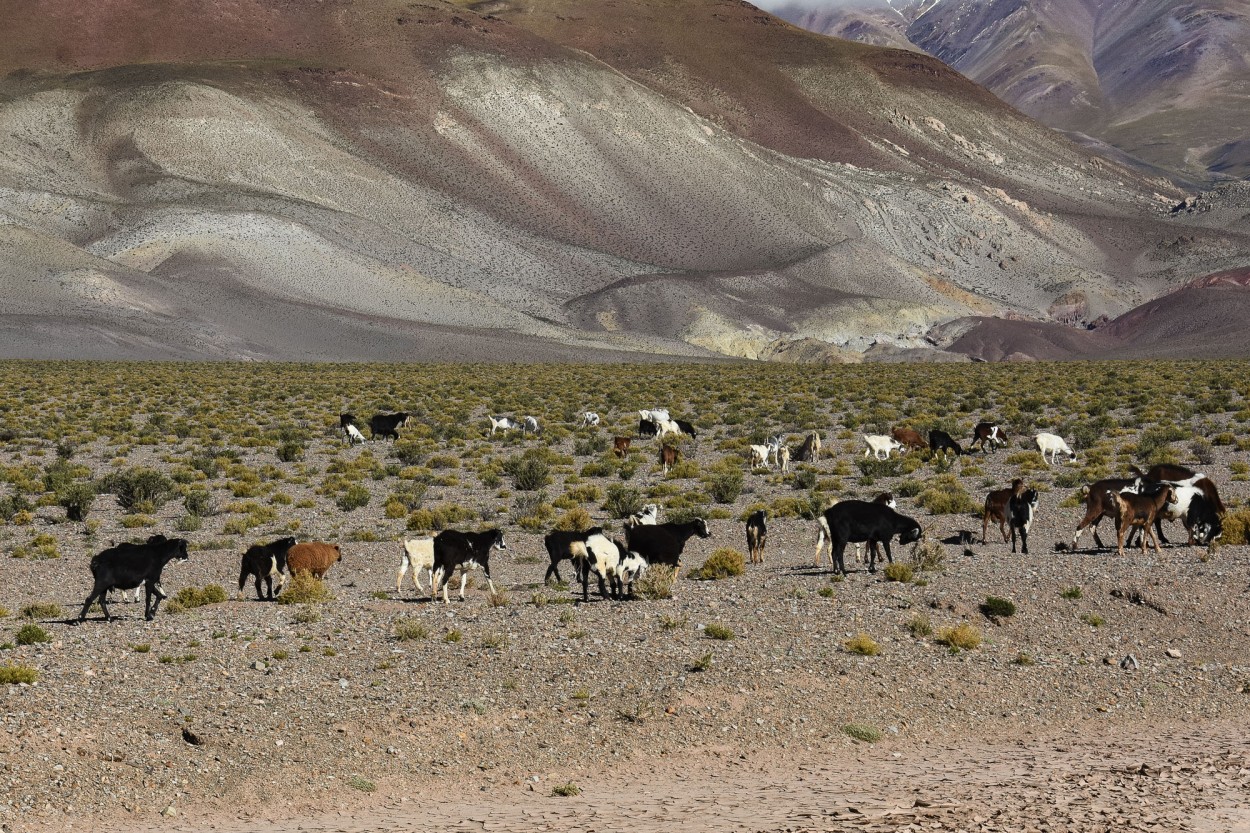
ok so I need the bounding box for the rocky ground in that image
[1,409,1248,832]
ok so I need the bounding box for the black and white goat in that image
[431,528,506,603]
[542,526,605,585]
[238,536,297,600]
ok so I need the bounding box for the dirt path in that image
[101,720,1250,833]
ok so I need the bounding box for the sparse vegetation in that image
[883,562,913,582]
[277,573,333,605]
[842,723,882,742]
[703,623,734,641]
[687,548,745,580]
[0,664,38,684]
[937,623,982,650]
[980,596,1017,619]
[843,632,880,656]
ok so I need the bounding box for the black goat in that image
[674,419,698,440]
[238,536,297,600]
[928,429,963,458]
[431,528,506,603]
[638,418,659,438]
[369,411,410,442]
[815,501,922,575]
[80,535,190,622]
[625,518,711,572]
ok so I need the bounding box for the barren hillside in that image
[0,0,1247,361]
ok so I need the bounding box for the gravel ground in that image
[2,425,1248,831]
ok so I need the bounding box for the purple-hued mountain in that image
[766,0,1250,182]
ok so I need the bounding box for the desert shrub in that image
[603,485,644,519]
[937,623,982,650]
[1081,613,1105,627]
[857,457,902,479]
[1060,586,1083,600]
[894,478,924,498]
[387,482,429,514]
[15,623,50,645]
[843,632,880,656]
[512,491,555,531]
[573,435,610,456]
[503,453,551,491]
[0,494,32,523]
[703,623,734,641]
[552,507,594,532]
[910,539,946,571]
[0,664,37,684]
[704,467,744,504]
[20,603,61,620]
[791,466,818,490]
[882,562,913,582]
[336,484,371,512]
[1220,509,1250,545]
[171,585,228,610]
[907,614,933,638]
[636,567,675,600]
[54,480,96,521]
[842,723,882,742]
[550,783,581,797]
[665,459,699,479]
[915,475,979,515]
[11,533,60,560]
[183,489,214,517]
[980,596,1017,618]
[687,548,745,580]
[553,483,603,509]
[101,467,177,514]
[406,504,476,531]
[394,619,428,641]
[277,573,333,605]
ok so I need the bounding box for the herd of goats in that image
[72,409,1228,623]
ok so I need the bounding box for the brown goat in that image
[1108,485,1174,556]
[286,542,342,579]
[891,427,927,452]
[982,479,1025,544]
[612,436,632,458]
[659,444,679,475]
[793,431,821,462]
[1070,477,1142,550]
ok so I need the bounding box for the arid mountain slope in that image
[766,0,1250,181]
[0,0,1245,361]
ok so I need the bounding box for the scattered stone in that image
[1165,649,1182,659]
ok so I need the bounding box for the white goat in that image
[624,503,660,528]
[862,434,903,460]
[395,537,435,594]
[639,409,671,424]
[489,415,520,436]
[749,444,772,469]
[522,415,540,434]
[656,419,682,438]
[582,411,600,427]
[1035,432,1076,465]
[345,423,367,445]
[778,445,791,473]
